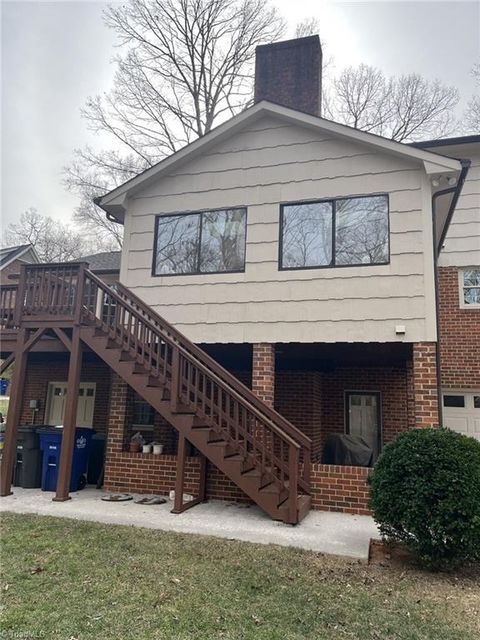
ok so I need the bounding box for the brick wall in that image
[19,353,111,433]
[275,371,323,455]
[275,367,409,460]
[311,464,371,515]
[412,342,439,427]
[438,266,480,389]
[252,343,275,406]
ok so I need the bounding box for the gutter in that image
[93,196,124,226]
[430,159,470,427]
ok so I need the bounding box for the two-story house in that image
[0,36,477,524]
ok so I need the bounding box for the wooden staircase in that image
[2,263,312,523]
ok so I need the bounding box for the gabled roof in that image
[95,101,463,222]
[77,251,121,273]
[0,244,40,270]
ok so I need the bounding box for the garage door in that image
[442,391,480,441]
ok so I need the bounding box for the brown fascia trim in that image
[435,159,471,254]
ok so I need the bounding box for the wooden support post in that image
[0,328,28,496]
[53,327,82,502]
[170,347,180,413]
[198,453,207,503]
[172,433,187,513]
[288,444,299,525]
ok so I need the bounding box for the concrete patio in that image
[0,487,380,561]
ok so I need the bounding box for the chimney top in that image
[254,35,322,117]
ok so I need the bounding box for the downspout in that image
[430,159,470,427]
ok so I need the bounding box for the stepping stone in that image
[134,495,167,505]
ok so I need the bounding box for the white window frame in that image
[458,267,480,309]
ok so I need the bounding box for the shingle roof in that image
[78,251,121,272]
[0,244,39,268]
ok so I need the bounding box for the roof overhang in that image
[95,101,463,224]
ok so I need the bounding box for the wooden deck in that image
[0,263,312,523]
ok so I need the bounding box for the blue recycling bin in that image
[38,427,93,492]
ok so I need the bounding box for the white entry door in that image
[442,391,480,441]
[46,382,96,427]
[346,392,381,460]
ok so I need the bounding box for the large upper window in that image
[153,208,247,276]
[460,268,480,307]
[280,195,389,269]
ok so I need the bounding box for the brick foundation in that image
[438,266,480,389]
[310,464,371,515]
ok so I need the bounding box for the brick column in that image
[105,373,130,457]
[252,343,275,407]
[412,342,439,428]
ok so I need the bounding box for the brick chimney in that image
[254,35,322,117]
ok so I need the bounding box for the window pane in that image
[154,214,200,275]
[335,196,389,265]
[464,286,480,305]
[443,395,465,408]
[281,202,332,268]
[463,269,480,287]
[474,396,480,409]
[199,209,246,273]
[133,394,155,426]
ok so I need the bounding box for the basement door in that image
[346,392,382,460]
[46,382,96,427]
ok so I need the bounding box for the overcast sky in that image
[1,0,479,229]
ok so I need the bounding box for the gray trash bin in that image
[13,426,42,488]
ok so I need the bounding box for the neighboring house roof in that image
[411,134,480,150]
[0,244,40,270]
[78,251,121,273]
[95,100,464,222]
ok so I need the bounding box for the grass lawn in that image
[1,513,479,640]
[0,397,9,417]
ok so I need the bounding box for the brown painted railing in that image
[17,262,87,324]
[84,271,311,500]
[0,285,17,329]
[12,263,312,506]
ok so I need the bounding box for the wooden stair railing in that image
[12,264,312,523]
[0,285,17,329]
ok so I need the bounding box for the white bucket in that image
[142,444,152,454]
[153,444,164,455]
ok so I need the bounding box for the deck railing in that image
[7,262,312,507]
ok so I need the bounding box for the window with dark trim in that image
[132,393,155,429]
[280,195,389,270]
[153,208,247,276]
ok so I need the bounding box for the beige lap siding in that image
[121,114,437,345]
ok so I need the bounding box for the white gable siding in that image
[438,148,480,268]
[120,115,437,344]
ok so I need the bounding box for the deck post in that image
[53,326,82,501]
[0,328,28,496]
[172,433,187,513]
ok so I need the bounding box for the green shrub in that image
[369,428,480,568]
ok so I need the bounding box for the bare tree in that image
[295,17,319,38]
[64,0,285,246]
[324,64,459,141]
[463,63,480,134]
[2,209,114,263]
